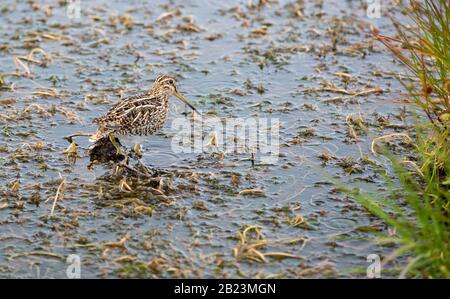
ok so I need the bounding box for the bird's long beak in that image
[174,89,201,115]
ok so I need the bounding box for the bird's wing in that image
[93,93,157,129]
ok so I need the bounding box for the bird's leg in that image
[133,144,143,159]
[109,135,125,158]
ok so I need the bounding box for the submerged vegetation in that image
[345,0,449,278]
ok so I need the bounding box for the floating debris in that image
[238,189,266,197]
[233,225,302,263]
[46,178,65,219]
[371,133,412,155]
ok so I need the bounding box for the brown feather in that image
[91,75,178,141]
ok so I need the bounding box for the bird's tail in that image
[89,129,104,143]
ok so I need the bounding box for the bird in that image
[90,74,199,158]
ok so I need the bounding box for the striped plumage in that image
[91,75,197,142]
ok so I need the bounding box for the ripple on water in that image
[322,217,359,231]
[142,150,182,167]
[310,194,327,207]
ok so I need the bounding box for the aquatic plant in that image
[345,0,449,278]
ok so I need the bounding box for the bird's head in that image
[152,75,199,114]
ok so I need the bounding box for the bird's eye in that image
[168,79,174,85]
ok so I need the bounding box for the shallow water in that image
[0,0,412,278]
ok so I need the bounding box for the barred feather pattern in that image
[91,91,169,141]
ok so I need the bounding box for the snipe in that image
[91,75,199,157]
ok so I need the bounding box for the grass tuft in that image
[344,0,449,278]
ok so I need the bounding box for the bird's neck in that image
[148,86,170,97]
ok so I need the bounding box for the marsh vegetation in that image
[0,0,447,278]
